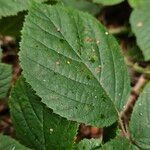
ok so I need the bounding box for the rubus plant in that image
[0,0,150,150]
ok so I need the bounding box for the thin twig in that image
[121,75,146,120]
[125,58,150,76]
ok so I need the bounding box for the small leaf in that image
[9,76,78,150]
[92,0,123,5]
[0,12,26,37]
[20,4,130,127]
[75,138,101,150]
[128,0,144,8]
[0,63,12,99]
[129,83,150,149]
[0,0,47,18]
[0,134,31,150]
[101,137,138,150]
[58,0,101,15]
[130,0,150,61]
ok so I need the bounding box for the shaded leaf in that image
[93,0,123,5]
[75,138,101,150]
[103,122,119,143]
[0,134,31,150]
[20,4,130,127]
[130,0,150,61]
[0,63,12,99]
[9,76,78,150]
[0,0,47,18]
[58,0,101,15]
[129,83,150,149]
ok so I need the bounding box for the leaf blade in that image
[93,0,123,5]
[75,138,101,150]
[0,134,31,150]
[101,137,138,150]
[0,63,12,99]
[130,0,150,61]
[10,76,78,150]
[20,4,130,127]
[0,0,47,18]
[129,82,150,149]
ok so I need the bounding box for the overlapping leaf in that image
[0,135,31,150]
[93,0,123,5]
[20,3,130,127]
[10,78,78,150]
[75,139,101,150]
[58,0,101,15]
[128,0,144,8]
[130,0,150,61]
[101,137,138,150]
[0,63,12,99]
[129,83,150,149]
[10,77,78,150]
[0,0,47,19]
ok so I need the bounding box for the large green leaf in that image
[93,0,124,5]
[0,134,31,150]
[10,76,78,150]
[0,63,12,99]
[129,83,150,149]
[75,139,101,150]
[130,0,150,61]
[0,12,25,37]
[101,137,138,150]
[0,0,47,19]
[20,3,130,127]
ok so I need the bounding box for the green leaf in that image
[20,4,130,127]
[128,0,144,8]
[9,76,78,150]
[57,0,101,15]
[130,0,150,61]
[101,137,138,150]
[0,12,25,37]
[92,0,124,5]
[129,83,150,149]
[75,138,101,150]
[0,63,12,99]
[0,0,47,19]
[0,47,2,60]
[0,134,31,150]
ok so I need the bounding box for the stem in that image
[125,58,150,76]
[120,75,147,140]
[118,113,128,137]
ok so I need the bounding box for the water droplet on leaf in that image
[56,61,60,65]
[137,22,143,27]
[50,128,54,133]
[96,40,100,44]
[67,61,70,64]
[105,31,109,35]
[57,28,60,32]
